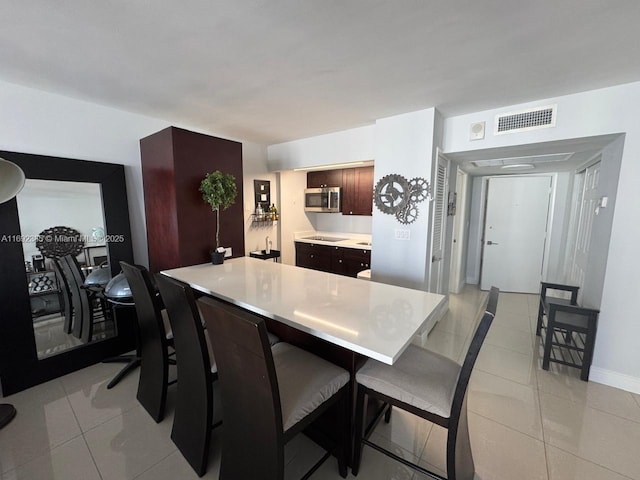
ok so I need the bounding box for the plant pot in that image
[210,250,225,265]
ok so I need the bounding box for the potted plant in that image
[199,171,238,264]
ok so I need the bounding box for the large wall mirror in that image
[0,150,136,395]
[17,179,113,359]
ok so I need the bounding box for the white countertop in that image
[161,257,445,365]
[293,231,372,250]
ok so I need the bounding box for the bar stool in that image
[541,301,599,381]
[198,296,350,480]
[120,262,176,423]
[352,287,499,480]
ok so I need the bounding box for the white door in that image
[568,160,601,301]
[480,175,552,293]
[429,155,448,294]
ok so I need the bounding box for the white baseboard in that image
[589,366,640,395]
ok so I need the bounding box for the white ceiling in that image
[1,1,639,145]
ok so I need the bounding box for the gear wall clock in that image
[373,174,430,224]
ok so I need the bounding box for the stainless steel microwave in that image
[304,187,341,212]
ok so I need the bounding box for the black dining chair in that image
[59,254,91,341]
[352,287,499,480]
[120,262,176,423]
[197,296,350,480]
[155,274,219,476]
[51,258,73,334]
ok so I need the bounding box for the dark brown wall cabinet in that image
[341,166,374,216]
[307,169,343,188]
[140,127,245,272]
[295,242,371,278]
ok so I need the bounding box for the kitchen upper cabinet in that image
[307,169,343,188]
[342,166,374,216]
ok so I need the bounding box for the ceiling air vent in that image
[494,105,557,135]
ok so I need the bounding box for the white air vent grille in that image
[495,105,556,135]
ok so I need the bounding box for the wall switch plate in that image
[224,247,232,258]
[395,229,410,240]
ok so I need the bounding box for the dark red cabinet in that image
[140,126,245,272]
[341,166,374,216]
[307,169,343,188]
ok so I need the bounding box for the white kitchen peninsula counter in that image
[161,257,445,365]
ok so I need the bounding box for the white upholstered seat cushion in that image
[272,342,349,432]
[356,345,461,418]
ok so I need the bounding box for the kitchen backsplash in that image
[312,212,372,234]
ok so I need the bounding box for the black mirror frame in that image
[0,150,136,395]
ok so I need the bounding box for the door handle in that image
[486,241,499,245]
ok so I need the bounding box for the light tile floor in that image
[2,286,640,479]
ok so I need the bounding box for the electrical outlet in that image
[394,229,410,240]
[224,247,232,258]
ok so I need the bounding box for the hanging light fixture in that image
[0,157,26,204]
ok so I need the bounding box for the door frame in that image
[449,168,469,294]
[428,152,450,294]
[479,173,557,291]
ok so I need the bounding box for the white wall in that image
[278,170,314,265]
[242,142,279,255]
[267,125,375,171]
[444,81,640,393]
[371,109,435,290]
[0,80,168,264]
[266,126,376,260]
[16,179,104,263]
[0,80,271,266]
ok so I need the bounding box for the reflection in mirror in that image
[16,179,116,359]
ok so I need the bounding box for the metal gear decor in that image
[373,174,410,214]
[373,174,430,224]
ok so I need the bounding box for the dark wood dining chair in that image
[352,287,499,480]
[51,258,73,334]
[197,296,350,480]
[120,262,175,423]
[60,254,91,341]
[155,274,219,477]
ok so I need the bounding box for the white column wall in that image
[371,109,435,290]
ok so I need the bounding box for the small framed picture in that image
[254,180,270,210]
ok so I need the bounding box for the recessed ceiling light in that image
[500,164,534,170]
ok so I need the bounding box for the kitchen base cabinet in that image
[295,242,333,272]
[342,248,371,277]
[295,243,371,278]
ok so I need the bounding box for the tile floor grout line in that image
[536,388,640,427]
[470,409,546,444]
[533,346,552,480]
[544,442,638,480]
[0,433,87,477]
[80,430,106,480]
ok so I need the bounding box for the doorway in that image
[480,175,552,293]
